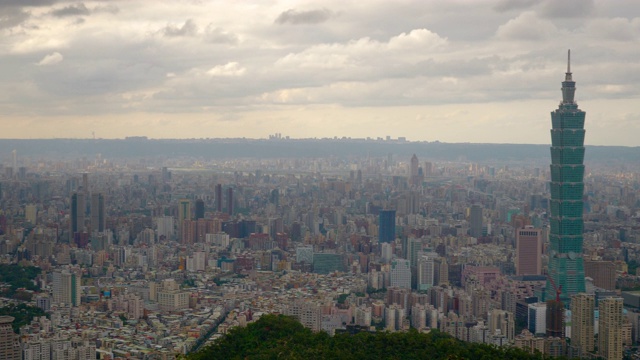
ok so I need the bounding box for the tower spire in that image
[565,49,572,82]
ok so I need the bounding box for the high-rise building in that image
[417,252,438,291]
[0,316,20,360]
[488,309,515,342]
[516,226,542,275]
[547,50,587,300]
[469,204,483,238]
[215,184,223,212]
[409,154,420,186]
[52,270,81,307]
[90,192,106,232]
[177,199,191,235]
[195,198,205,219]
[584,259,616,290]
[379,209,396,243]
[227,187,234,215]
[598,297,623,360]
[70,192,85,236]
[570,293,594,355]
[390,258,411,289]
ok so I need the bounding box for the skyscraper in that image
[70,192,85,236]
[178,199,191,235]
[378,209,396,243]
[195,198,205,219]
[227,187,234,216]
[469,204,483,238]
[598,297,623,360]
[90,192,106,232]
[516,226,542,275]
[570,293,594,355]
[215,184,223,212]
[547,50,586,300]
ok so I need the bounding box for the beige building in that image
[157,279,189,311]
[514,329,545,354]
[599,297,623,360]
[0,316,20,360]
[570,293,594,355]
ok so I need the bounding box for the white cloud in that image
[37,51,63,65]
[206,62,246,77]
[496,12,559,40]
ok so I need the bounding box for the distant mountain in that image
[0,138,637,163]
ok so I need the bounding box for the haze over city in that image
[1,0,639,145]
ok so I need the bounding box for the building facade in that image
[547,50,587,300]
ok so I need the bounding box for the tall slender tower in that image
[547,50,586,300]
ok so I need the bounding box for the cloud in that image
[539,0,594,18]
[37,52,63,66]
[163,19,198,37]
[496,12,558,40]
[206,62,246,77]
[493,0,541,12]
[0,0,57,7]
[0,7,29,29]
[275,8,333,25]
[204,25,238,44]
[51,3,90,17]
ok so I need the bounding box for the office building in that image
[516,226,542,275]
[215,184,223,212]
[528,302,547,336]
[52,270,81,307]
[0,316,20,360]
[177,198,191,235]
[378,209,396,243]
[390,258,411,289]
[598,297,623,360]
[227,187,234,215]
[313,253,344,274]
[90,192,106,232]
[469,204,483,238]
[417,252,438,291]
[547,50,587,300]
[70,192,85,236]
[195,198,205,219]
[570,293,594,354]
[584,259,616,290]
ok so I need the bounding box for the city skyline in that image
[1,0,639,145]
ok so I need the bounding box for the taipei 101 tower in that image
[547,50,586,301]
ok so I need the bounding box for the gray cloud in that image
[51,3,90,17]
[163,19,198,37]
[0,7,29,29]
[275,8,333,25]
[493,0,541,12]
[0,0,57,7]
[539,0,594,18]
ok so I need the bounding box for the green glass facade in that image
[547,51,586,300]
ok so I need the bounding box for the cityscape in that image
[0,58,639,359]
[1,1,640,360]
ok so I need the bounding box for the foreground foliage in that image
[189,314,544,360]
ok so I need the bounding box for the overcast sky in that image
[1,0,639,145]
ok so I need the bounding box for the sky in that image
[1,0,639,145]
